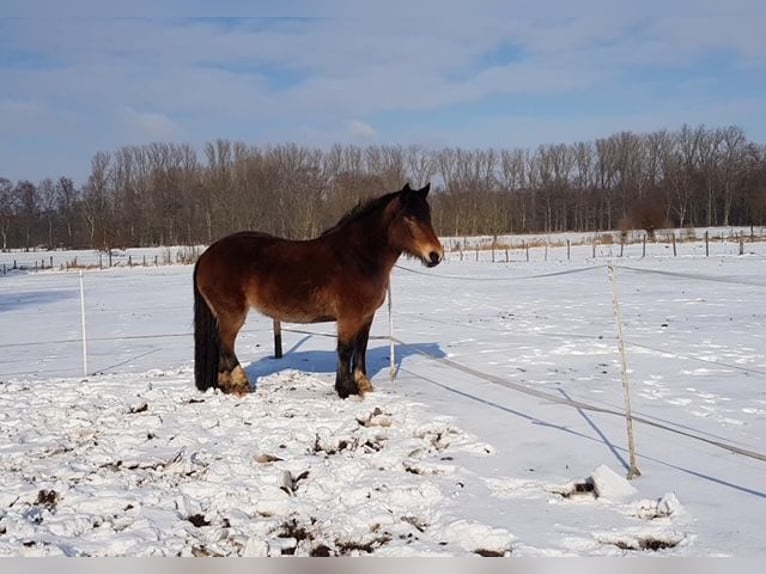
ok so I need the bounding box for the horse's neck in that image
[341,217,400,273]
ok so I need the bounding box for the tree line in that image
[1,123,765,252]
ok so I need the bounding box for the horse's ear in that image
[418,183,431,198]
[401,183,412,193]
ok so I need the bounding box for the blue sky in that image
[1,0,765,183]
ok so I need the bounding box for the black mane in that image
[320,189,400,236]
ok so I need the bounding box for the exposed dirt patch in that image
[187,514,211,528]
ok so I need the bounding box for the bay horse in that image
[193,182,444,399]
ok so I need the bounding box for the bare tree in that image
[82,152,115,250]
[0,177,16,251]
[38,178,57,248]
[55,177,78,247]
[14,180,39,251]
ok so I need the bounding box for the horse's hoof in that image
[355,372,375,395]
[335,378,358,399]
[219,366,252,396]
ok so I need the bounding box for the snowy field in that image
[1,240,765,557]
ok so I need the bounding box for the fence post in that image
[705,231,709,257]
[739,233,744,256]
[672,233,677,257]
[388,282,395,382]
[567,240,571,261]
[79,270,89,377]
[607,264,641,479]
[273,319,283,359]
[543,243,547,262]
[642,234,646,258]
[592,241,596,259]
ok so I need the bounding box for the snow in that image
[1,239,765,556]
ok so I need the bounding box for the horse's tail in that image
[193,261,219,391]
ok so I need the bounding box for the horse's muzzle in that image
[426,251,443,267]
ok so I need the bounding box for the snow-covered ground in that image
[1,240,765,556]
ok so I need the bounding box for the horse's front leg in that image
[352,317,375,395]
[334,335,356,398]
[335,316,372,398]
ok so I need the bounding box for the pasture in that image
[1,236,765,556]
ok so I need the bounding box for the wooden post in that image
[739,233,744,256]
[505,247,509,263]
[543,243,547,262]
[273,319,283,359]
[567,240,571,261]
[642,234,646,258]
[607,265,641,479]
[592,241,596,259]
[705,231,709,256]
[672,233,677,257]
[49,256,53,268]
[620,237,624,257]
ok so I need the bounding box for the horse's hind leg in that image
[217,307,251,396]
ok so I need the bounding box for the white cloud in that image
[348,119,377,139]
[0,1,765,182]
[119,107,182,142]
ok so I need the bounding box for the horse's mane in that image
[320,190,400,236]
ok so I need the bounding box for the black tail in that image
[194,262,219,391]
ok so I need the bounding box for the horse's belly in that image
[248,287,337,324]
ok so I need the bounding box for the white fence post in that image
[607,264,641,479]
[79,270,89,377]
[388,281,395,382]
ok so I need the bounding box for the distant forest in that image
[1,123,765,251]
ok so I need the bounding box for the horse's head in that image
[387,182,444,267]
